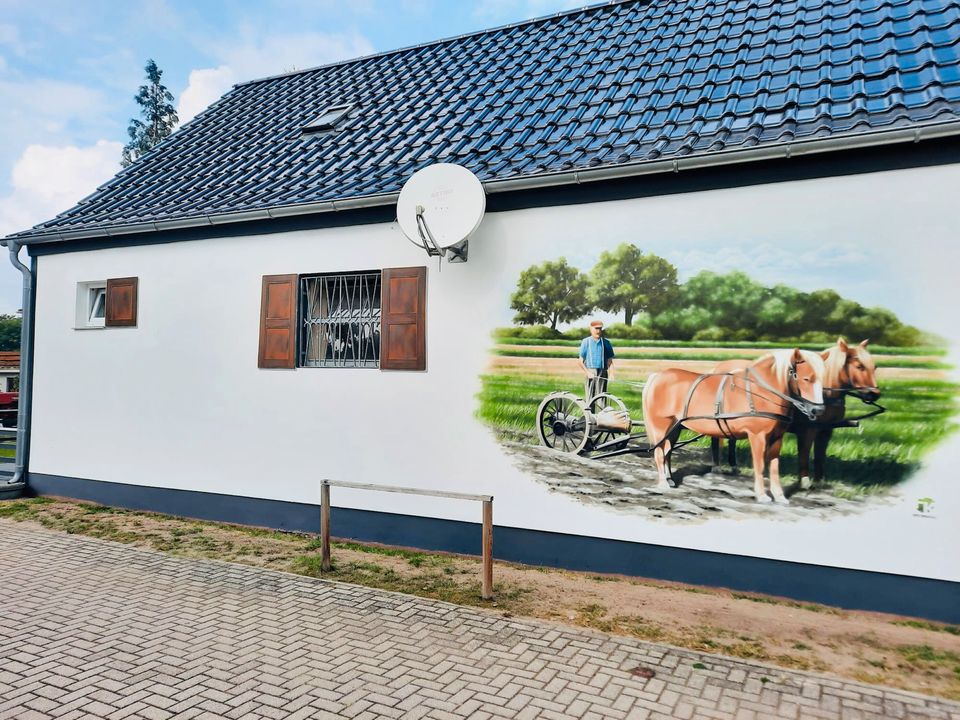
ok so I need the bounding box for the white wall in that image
[29,162,960,581]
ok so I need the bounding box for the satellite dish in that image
[397,163,485,263]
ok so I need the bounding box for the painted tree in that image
[121,59,179,167]
[589,244,678,326]
[510,258,592,331]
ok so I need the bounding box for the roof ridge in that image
[233,0,632,88]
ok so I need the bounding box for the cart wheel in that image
[588,393,630,451]
[536,392,594,454]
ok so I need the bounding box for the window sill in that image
[73,325,105,331]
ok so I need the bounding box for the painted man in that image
[578,320,615,400]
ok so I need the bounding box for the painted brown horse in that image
[642,350,825,504]
[796,338,879,488]
[710,338,879,488]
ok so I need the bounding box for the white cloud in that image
[0,140,122,239]
[177,65,235,124]
[472,0,581,21]
[0,24,22,54]
[177,30,375,124]
[0,79,110,178]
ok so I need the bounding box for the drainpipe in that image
[2,241,31,496]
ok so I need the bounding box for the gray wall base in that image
[0,482,24,500]
[25,472,960,624]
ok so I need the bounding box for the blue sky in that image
[0,0,579,311]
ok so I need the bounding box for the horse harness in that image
[655,363,815,449]
[793,359,886,429]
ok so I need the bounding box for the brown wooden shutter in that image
[381,267,426,371]
[105,277,138,327]
[258,274,298,369]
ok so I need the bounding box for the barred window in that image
[299,272,382,368]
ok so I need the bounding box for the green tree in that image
[651,305,713,340]
[675,271,765,332]
[756,285,805,338]
[0,315,22,351]
[589,244,678,326]
[121,59,179,167]
[510,258,592,331]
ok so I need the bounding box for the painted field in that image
[478,338,959,500]
[493,345,950,369]
[489,355,950,382]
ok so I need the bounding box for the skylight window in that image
[302,104,352,133]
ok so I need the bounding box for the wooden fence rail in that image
[319,479,495,600]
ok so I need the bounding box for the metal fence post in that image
[482,498,494,600]
[320,480,331,572]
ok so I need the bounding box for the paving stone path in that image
[0,520,958,720]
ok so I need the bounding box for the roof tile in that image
[11,0,960,240]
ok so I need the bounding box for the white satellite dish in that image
[397,163,485,263]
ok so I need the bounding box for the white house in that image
[4,0,960,621]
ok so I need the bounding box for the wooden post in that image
[320,481,331,572]
[481,498,493,600]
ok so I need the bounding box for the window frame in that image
[297,270,383,369]
[75,281,108,330]
[301,103,353,134]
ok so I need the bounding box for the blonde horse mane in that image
[759,349,826,388]
[822,343,874,388]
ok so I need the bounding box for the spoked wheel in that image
[588,393,631,452]
[536,392,594,454]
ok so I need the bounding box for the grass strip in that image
[2,497,959,700]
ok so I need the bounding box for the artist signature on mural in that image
[914,497,937,519]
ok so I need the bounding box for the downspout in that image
[2,241,32,496]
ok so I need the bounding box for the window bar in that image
[300,272,381,368]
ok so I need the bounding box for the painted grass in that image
[493,335,948,356]
[477,375,960,493]
[492,347,951,369]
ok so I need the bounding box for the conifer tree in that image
[121,59,178,167]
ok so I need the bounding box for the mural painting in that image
[478,243,958,523]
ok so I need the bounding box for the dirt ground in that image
[502,439,884,522]
[1,497,958,700]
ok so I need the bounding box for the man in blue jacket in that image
[578,319,615,400]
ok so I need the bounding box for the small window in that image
[299,272,381,368]
[302,104,352,133]
[75,281,107,329]
[89,287,106,323]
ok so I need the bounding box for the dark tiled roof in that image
[11,0,960,241]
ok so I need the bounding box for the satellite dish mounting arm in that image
[413,206,468,263]
[414,205,442,257]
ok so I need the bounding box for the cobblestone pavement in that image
[1,520,958,720]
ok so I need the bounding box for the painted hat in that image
[589,319,603,328]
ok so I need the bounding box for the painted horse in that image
[642,349,825,504]
[796,338,878,488]
[710,338,879,488]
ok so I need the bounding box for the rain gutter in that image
[0,242,32,498]
[5,118,960,248]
